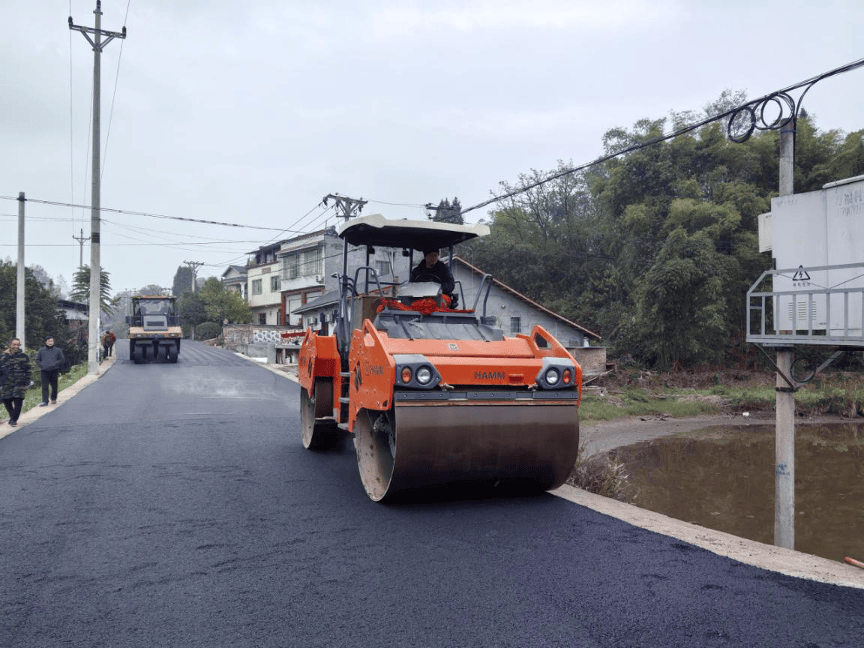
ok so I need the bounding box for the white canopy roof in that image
[336,213,490,250]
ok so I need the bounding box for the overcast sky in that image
[2,0,863,295]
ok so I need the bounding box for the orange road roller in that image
[298,213,582,501]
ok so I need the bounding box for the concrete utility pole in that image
[69,1,126,375]
[775,123,797,549]
[323,193,367,222]
[16,193,25,351]
[184,260,205,293]
[73,228,90,269]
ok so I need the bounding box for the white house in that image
[247,242,283,325]
[221,264,247,299]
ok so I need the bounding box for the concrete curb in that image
[551,484,864,589]
[0,356,116,440]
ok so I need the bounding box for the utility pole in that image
[73,228,90,269]
[184,260,205,293]
[323,193,367,222]
[17,193,25,351]
[775,122,797,550]
[69,1,126,375]
[323,194,366,347]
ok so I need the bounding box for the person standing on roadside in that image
[107,331,116,357]
[1,338,31,426]
[35,336,66,407]
[101,330,110,360]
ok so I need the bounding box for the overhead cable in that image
[460,55,864,216]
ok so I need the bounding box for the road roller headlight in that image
[536,358,577,390]
[393,354,441,389]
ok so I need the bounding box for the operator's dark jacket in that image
[35,346,67,373]
[410,260,456,296]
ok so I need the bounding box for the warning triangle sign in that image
[792,266,811,281]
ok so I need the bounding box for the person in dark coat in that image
[1,338,31,426]
[101,331,111,360]
[410,248,457,306]
[35,336,66,406]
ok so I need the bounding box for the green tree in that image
[136,284,167,296]
[70,265,115,316]
[0,261,68,350]
[628,229,731,369]
[430,197,464,224]
[465,92,861,369]
[172,265,195,296]
[177,291,208,339]
[198,277,251,326]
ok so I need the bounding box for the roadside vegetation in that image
[579,366,864,426]
[460,95,864,372]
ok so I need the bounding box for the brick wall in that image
[222,324,304,355]
[570,346,607,378]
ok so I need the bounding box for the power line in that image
[0,195,293,232]
[101,0,133,182]
[460,54,864,216]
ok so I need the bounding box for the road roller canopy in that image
[336,213,490,251]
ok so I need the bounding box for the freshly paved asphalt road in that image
[2,340,864,647]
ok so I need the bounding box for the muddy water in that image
[609,422,864,564]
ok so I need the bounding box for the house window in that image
[375,260,390,278]
[252,279,262,295]
[271,275,281,292]
[510,316,521,334]
[302,247,323,277]
[284,253,299,280]
[258,313,267,325]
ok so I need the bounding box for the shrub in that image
[195,322,222,340]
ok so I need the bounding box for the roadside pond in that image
[607,422,864,565]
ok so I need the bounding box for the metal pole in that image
[775,122,796,549]
[16,192,25,351]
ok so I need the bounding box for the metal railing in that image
[746,262,864,346]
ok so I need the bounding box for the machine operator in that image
[411,248,457,307]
